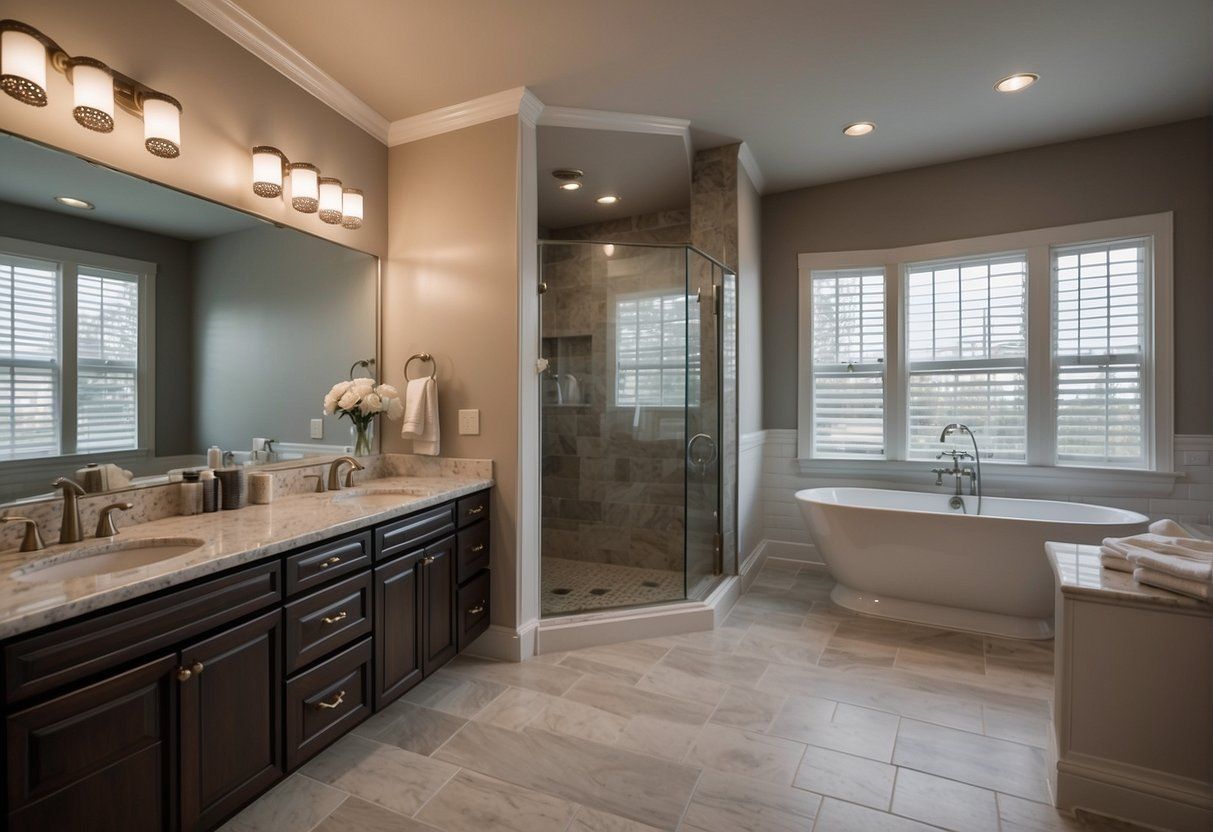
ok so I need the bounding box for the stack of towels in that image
[1100,519,1213,601]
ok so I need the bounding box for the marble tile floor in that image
[541,556,685,615]
[222,560,1150,832]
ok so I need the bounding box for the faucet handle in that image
[1,516,44,552]
[303,473,325,493]
[95,502,133,538]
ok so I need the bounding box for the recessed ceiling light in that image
[559,181,582,191]
[54,196,94,209]
[596,195,620,205]
[994,73,1039,93]
[552,168,584,191]
[843,122,875,137]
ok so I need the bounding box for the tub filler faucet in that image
[937,423,982,514]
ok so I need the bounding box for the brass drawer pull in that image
[176,667,192,682]
[467,604,486,615]
[191,661,205,675]
[469,543,486,553]
[467,505,485,516]
[315,690,346,710]
[421,555,436,566]
[318,555,342,569]
[321,611,348,625]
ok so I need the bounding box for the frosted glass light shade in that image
[68,58,114,132]
[252,146,285,198]
[289,163,319,213]
[0,26,48,106]
[142,94,181,158]
[318,177,343,224]
[341,188,363,230]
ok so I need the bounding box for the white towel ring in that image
[404,352,436,381]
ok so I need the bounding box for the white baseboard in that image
[761,539,821,563]
[1057,757,1212,832]
[463,621,538,662]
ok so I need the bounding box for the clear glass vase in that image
[350,418,374,456]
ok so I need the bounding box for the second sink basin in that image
[14,537,206,582]
[331,486,433,506]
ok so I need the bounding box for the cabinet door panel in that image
[374,550,423,708]
[422,535,458,676]
[6,654,176,832]
[180,609,283,831]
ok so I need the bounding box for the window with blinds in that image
[0,245,144,464]
[809,268,885,457]
[1053,239,1148,467]
[615,291,699,407]
[905,253,1028,461]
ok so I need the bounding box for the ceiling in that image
[537,127,690,230]
[0,133,263,240]
[222,0,1212,193]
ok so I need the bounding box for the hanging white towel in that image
[401,377,440,456]
[1132,567,1211,602]
[564,373,580,405]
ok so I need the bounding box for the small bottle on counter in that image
[206,445,223,469]
[180,471,203,516]
[248,472,274,505]
[216,467,245,510]
[200,469,218,513]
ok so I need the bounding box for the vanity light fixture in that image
[0,19,183,157]
[318,177,343,224]
[843,121,875,137]
[994,72,1039,93]
[54,196,93,210]
[552,168,584,191]
[602,244,615,257]
[341,188,363,229]
[288,162,319,213]
[596,194,620,205]
[251,145,287,198]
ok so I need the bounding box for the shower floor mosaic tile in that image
[541,557,685,614]
[223,560,1149,832]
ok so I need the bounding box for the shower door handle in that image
[687,433,718,471]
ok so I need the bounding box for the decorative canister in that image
[216,467,245,510]
[248,472,274,505]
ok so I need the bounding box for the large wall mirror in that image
[0,131,378,504]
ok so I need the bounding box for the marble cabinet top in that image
[1046,542,1212,614]
[0,473,493,639]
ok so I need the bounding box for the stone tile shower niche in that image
[539,240,737,616]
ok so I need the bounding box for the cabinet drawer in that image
[4,560,281,704]
[285,637,372,770]
[456,521,491,584]
[285,531,372,596]
[456,569,491,651]
[456,491,489,528]
[284,571,373,673]
[376,505,455,562]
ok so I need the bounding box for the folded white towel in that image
[401,377,440,456]
[1133,567,1211,602]
[1128,548,1213,582]
[1099,549,1134,573]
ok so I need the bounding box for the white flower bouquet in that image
[323,377,403,455]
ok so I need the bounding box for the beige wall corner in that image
[0,0,388,257]
[382,116,521,628]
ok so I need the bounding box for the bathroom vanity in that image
[0,475,492,831]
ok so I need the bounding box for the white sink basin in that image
[331,486,432,505]
[14,537,206,582]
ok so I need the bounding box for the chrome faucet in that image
[327,456,364,491]
[51,477,87,544]
[938,423,983,514]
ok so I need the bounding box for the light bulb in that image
[142,93,182,158]
[318,177,343,224]
[289,163,319,213]
[341,188,363,230]
[995,73,1039,93]
[68,57,114,133]
[0,24,48,106]
[251,146,286,198]
[843,121,875,137]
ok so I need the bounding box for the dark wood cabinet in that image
[179,609,283,831]
[421,534,459,675]
[374,549,424,708]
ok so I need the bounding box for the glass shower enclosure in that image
[539,240,737,617]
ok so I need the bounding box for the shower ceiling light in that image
[596,195,620,205]
[552,168,584,191]
[843,121,875,137]
[0,19,184,157]
[251,149,365,230]
[560,182,581,191]
[54,196,93,210]
[995,72,1039,93]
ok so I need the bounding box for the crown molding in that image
[387,87,539,146]
[176,0,390,143]
[537,106,694,177]
[738,141,766,194]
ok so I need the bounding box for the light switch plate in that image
[1183,450,1210,467]
[310,418,324,439]
[458,409,480,435]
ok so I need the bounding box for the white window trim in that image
[0,236,157,475]
[610,286,700,410]
[796,213,1174,484]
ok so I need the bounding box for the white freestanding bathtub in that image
[795,487,1149,639]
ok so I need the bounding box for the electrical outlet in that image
[1183,450,1210,467]
[310,418,324,440]
[458,409,480,435]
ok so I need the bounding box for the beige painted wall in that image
[382,117,521,627]
[761,118,1213,434]
[1,0,388,257]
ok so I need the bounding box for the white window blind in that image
[810,268,885,457]
[0,254,59,460]
[76,268,139,452]
[906,253,1028,460]
[615,292,698,407]
[1053,239,1148,467]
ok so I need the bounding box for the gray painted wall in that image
[192,226,377,453]
[760,117,1212,433]
[0,200,195,454]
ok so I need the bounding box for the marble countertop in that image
[0,473,492,639]
[1046,542,1212,613]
